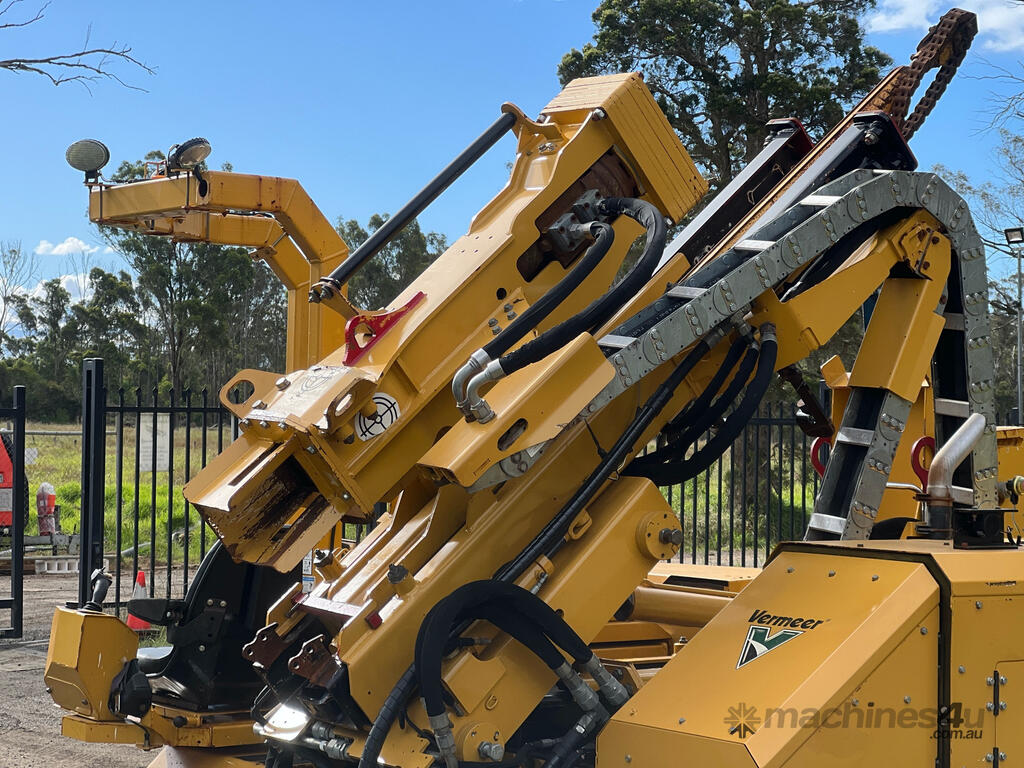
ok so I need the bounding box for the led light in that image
[65,139,110,175]
[167,137,211,170]
[1005,227,1024,245]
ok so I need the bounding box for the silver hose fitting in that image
[555,661,601,712]
[428,711,459,768]
[453,349,492,417]
[466,359,505,423]
[582,655,629,709]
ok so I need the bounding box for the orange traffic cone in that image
[125,571,150,631]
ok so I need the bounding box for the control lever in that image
[82,568,112,612]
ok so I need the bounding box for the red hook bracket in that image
[810,436,831,478]
[343,291,426,366]
[911,436,936,491]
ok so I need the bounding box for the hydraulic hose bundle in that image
[454,196,667,423]
[625,325,778,486]
[413,581,627,768]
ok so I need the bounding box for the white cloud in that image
[869,0,1024,53]
[27,273,93,303]
[33,236,100,257]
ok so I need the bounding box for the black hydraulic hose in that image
[482,223,615,360]
[358,664,417,768]
[416,581,592,718]
[495,338,711,584]
[660,337,749,448]
[498,197,667,376]
[639,328,778,486]
[628,340,758,473]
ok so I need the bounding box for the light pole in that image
[1004,226,1024,424]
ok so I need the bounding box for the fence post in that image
[79,359,106,606]
[8,385,25,637]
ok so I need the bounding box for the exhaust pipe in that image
[925,412,986,536]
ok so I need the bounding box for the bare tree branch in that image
[0,1,153,92]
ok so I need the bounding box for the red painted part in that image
[0,438,12,527]
[911,436,936,491]
[810,436,831,478]
[365,611,383,629]
[343,292,426,366]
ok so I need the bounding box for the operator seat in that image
[128,541,299,711]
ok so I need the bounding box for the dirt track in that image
[0,572,187,767]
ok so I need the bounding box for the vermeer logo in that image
[736,610,826,669]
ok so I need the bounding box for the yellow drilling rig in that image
[45,8,1024,768]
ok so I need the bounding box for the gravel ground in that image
[0,571,194,767]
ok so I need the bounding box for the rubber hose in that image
[628,340,757,472]
[357,664,417,768]
[482,223,615,360]
[642,337,749,465]
[641,329,777,485]
[416,582,589,717]
[498,197,667,375]
[495,338,710,583]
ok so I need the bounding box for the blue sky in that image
[3,0,1024,295]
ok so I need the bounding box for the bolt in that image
[625,756,632,764]
[477,742,504,762]
[258,420,269,428]
[959,666,966,674]
[488,318,499,327]
[342,492,351,501]
[986,754,994,763]
[828,570,836,577]
[852,699,859,706]
[659,528,683,546]
[198,644,206,652]
[1002,676,1008,685]
[305,445,316,453]
[787,567,795,573]
[904,696,912,704]
[872,575,879,581]
[920,627,928,635]
[1001,702,1008,711]
[977,601,984,609]
[987,702,994,711]
[1001,753,1007,761]
[220,600,226,608]
[678,717,686,724]
[276,377,290,390]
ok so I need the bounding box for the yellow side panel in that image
[599,548,939,768]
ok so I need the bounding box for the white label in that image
[0,487,12,512]
[302,550,314,593]
[355,393,401,441]
[139,413,171,472]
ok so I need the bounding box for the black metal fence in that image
[78,360,242,613]
[0,386,26,639]
[76,357,822,615]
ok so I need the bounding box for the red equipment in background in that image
[0,435,13,527]
[36,482,57,535]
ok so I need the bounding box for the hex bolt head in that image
[658,528,683,546]
[988,677,996,686]
[904,696,912,704]
[1001,676,1008,685]
[959,666,966,674]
